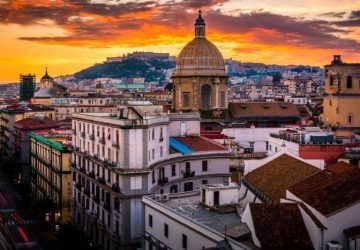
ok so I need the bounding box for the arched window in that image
[201,84,212,110]
[347,76,352,89]
[330,76,334,86]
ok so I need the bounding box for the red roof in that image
[288,166,360,216]
[249,203,313,249]
[327,161,353,174]
[14,116,59,130]
[174,136,225,152]
[229,102,300,118]
[201,134,232,140]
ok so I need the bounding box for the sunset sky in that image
[0,0,360,82]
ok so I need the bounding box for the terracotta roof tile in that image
[14,116,59,130]
[229,102,300,119]
[174,136,225,152]
[249,203,313,249]
[245,154,320,201]
[327,161,353,174]
[288,166,360,216]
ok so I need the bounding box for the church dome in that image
[34,87,51,98]
[172,11,227,78]
[41,67,53,81]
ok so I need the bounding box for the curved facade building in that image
[172,11,228,112]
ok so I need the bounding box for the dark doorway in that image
[214,191,219,206]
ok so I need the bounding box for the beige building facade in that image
[29,130,72,223]
[323,55,360,128]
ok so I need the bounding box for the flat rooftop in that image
[151,193,256,249]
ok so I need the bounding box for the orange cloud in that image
[0,0,360,81]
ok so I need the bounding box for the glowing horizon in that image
[0,0,359,82]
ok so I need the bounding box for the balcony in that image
[89,134,95,141]
[159,137,164,142]
[112,142,120,149]
[99,137,105,144]
[89,171,95,179]
[104,203,111,211]
[157,177,168,186]
[80,132,85,138]
[80,166,86,173]
[94,195,100,203]
[98,177,106,185]
[182,171,195,178]
[84,188,90,197]
[75,183,82,190]
[112,183,121,193]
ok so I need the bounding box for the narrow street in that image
[0,170,42,249]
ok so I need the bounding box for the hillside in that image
[74,58,175,82]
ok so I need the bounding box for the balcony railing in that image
[99,137,105,144]
[112,183,121,193]
[104,203,111,211]
[112,142,120,149]
[89,134,95,141]
[94,195,100,203]
[84,188,90,197]
[182,171,195,178]
[158,177,168,186]
[80,166,86,173]
[98,177,106,185]
[75,183,82,190]
[89,171,95,179]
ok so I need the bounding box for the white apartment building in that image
[71,107,231,249]
[142,183,254,250]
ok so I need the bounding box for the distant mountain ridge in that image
[74,57,175,82]
[72,56,322,82]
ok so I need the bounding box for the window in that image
[171,164,176,176]
[184,182,193,192]
[249,142,254,148]
[182,234,187,249]
[185,162,190,172]
[202,160,208,172]
[220,92,226,108]
[330,76,334,86]
[160,127,163,141]
[160,146,163,157]
[152,129,155,140]
[152,149,155,160]
[348,114,353,124]
[329,100,332,106]
[152,171,155,183]
[202,179,208,185]
[182,92,190,108]
[164,223,168,238]
[148,214,153,228]
[347,76,353,89]
[130,176,142,190]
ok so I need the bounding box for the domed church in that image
[172,11,228,113]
